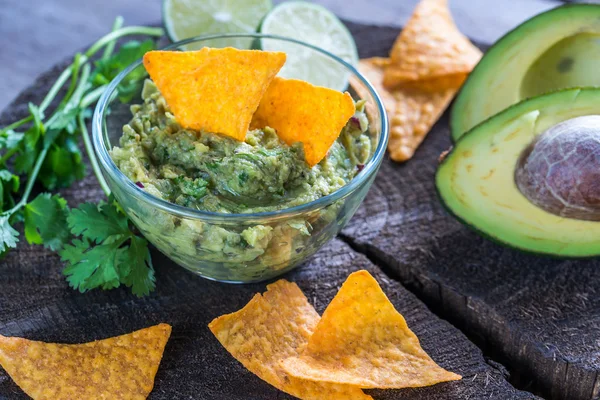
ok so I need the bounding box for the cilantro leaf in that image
[0,170,19,191]
[0,170,19,212]
[28,103,45,134]
[62,238,122,292]
[61,199,155,297]
[92,39,155,102]
[14,104,45,174]
[0,130,24,149]
[39,137,85,190]
[24,193,71,251]
[120,235,155,296]
[0,215,18,254]
[67,201,129,242]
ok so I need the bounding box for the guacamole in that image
[111,80,371,213]
[110,80,372,282]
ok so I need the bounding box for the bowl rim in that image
[92,32,389,222]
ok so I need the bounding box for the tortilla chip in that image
[209,280,372,400]
[0,323,171,400]
[357,58,455,161]
[282,271,461,388]
[352,58,397,118]
[383,0,482,88]
[143,48,286,141]
[251,77,355,167]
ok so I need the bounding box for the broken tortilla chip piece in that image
[143,48,286,141]
[282,271,461,389]
[356,58,455,161]
[251,77,355,167]
[383,0,482,89]
[0,323,171,400]
[356,0,482,161]
[352,57,396,118]
[209,280,372,400]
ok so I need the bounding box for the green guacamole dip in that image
[109,79,372,282]
[111,80,371,214]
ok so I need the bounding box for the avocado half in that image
[451,4,600,141]
[437,88,600,257]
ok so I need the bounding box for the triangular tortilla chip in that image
[251,77,355,167]
[282,271,461,388]
[356,58,455,161]
[383,0,481,88]
[0,323,171,400]
[143,48,286,141]
[209,280,372,400]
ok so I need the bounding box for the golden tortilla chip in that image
[282,271,461,388]
[143,48,286,141]
[383,0,482,88]
[0,323,171,400]
[251,77,355,167]
[209,280,372,400]
[352,58,396,117]
[357,58,455,161]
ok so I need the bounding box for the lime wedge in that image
[163,0,272,50]
[259,1,358,91]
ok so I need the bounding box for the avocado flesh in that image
[451,4,600,141]
[437,88,600,257]
[521,33,600,98]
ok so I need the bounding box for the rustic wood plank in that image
[341,89,600,400]
[0,238,539,400]
[0,21,539,400]
[340,17,600,400]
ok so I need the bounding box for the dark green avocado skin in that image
[438,87,600,258]
[451,3,600,142]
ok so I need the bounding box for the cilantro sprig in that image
[0,17,163,295]
[62,198,155,296]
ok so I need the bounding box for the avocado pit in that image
[515,115,600,220]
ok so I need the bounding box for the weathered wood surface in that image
[0,21,539,400]
[0,237,538,399]
[341,31,600,399]
[0,0,563,110]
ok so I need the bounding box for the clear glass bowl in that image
[93,34,388,283]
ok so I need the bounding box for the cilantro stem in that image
[102,16,125,60]
[57,53,82,111]
[0,147,18,166]
[78,112,111,197]
[68,64,91,107]
[85,26,164,59]
[39,67,74,114]
[3,66,93,216]
[38,25,162,115]
[81,85,107,109]
[4,146,48,216]
[1,23,164,218]
[0,115,33,133]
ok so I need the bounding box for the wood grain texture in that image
[341,67,600,400]
[0,0,562,110]
[0,237,539,400]
[341,18,600,399]
[0,21,539,400]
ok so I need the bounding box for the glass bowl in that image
[93,33,388,283]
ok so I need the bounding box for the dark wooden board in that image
[0,21,539,400]
[341,36,600,400]
[0,238,538,400]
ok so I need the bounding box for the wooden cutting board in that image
[0,20,593,400]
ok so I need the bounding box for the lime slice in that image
[163,0,272,50]
[259,1,358,91]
